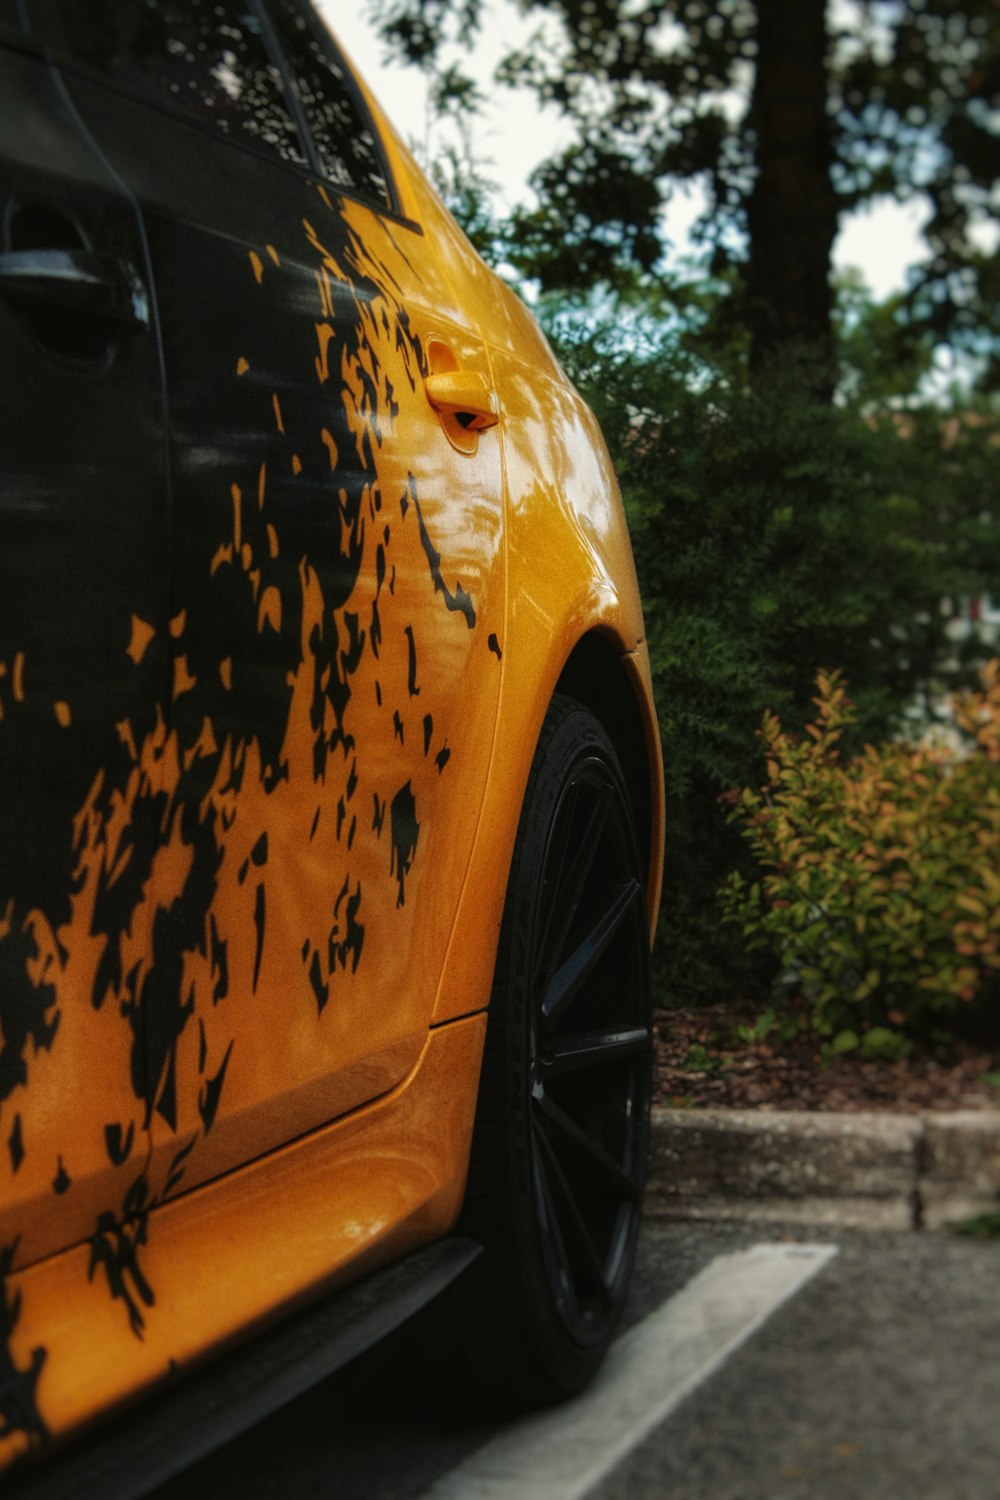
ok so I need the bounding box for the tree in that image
[745,0,837,393]
[366,0,999,391]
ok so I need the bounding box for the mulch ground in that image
[653,999,1000,1114]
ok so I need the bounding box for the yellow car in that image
[0,0,663,1484]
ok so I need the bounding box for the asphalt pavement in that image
[595,1218,1000,1500]
[148,1212,1000,1500]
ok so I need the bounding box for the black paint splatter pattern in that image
[0,174,489,1456]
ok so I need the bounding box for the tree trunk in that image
[746,0,838,398]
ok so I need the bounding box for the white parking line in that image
[420,1242,838,1500]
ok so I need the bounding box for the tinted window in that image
[0,2,22,28]
[267,0,391,207]
[30,0,305,164]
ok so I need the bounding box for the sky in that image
[326,2,931,303]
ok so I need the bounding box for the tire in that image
[451,692,653,1406]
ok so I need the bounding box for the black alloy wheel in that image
[452,693,652,1405]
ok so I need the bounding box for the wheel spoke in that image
[536,781,611,984]
[532,1148,582,1325]
[536,1090,640,1203]
[533,1115,610,1298]
[541,877,642,1031]
[540,1025,650,1079]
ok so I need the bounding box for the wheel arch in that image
[555,631,664,940]
[428,621,665,1030]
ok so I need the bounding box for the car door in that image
[34,0,506,1200]
[0,14,167,1269]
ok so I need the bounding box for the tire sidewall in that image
[492,695,652,1395]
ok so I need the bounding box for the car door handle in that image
[0,248,150,338]
[424,370,500,432]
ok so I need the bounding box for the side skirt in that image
[7,1236,481,1500]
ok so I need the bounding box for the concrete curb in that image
[646,1107,1000,1230]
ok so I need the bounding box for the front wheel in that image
[452,693,653,1405]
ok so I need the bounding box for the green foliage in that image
[721,664,1000,1043]
[831,1,1000,386]
[681,1041,726,1075]
[548,309,999,1006]
[821,1026,912,1062]
[734,1007,776,1046]
[834,271,938,404]
[949,1213,1000,1240]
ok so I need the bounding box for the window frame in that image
[257,0,402,220]
[20,0,419,229]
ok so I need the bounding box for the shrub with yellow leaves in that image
[720,662,1000,1050]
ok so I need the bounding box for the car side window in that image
[27,0,306,165]
[0,1,22,29]
[266,0,392,209]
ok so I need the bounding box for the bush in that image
[544,305,999,1008]
[720,662,1000,1048]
